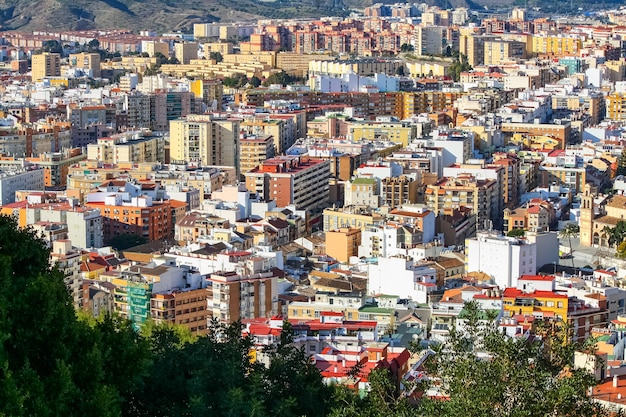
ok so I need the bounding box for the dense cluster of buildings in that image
[6,2,626,410]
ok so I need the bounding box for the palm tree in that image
[559,223,580,269]
[602,221,626,248]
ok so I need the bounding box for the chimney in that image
[334,365,338,373]
[614,374,619,388]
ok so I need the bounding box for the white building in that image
[411,129,474,167]
[368,256,438,304]
[465,231,537,289]
[0,168,44,205]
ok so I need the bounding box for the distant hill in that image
[0,0,619,32]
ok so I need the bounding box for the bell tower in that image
[579,184,594,247]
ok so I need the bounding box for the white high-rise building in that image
[465,231,537,289]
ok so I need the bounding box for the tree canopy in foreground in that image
[0,215,619,417]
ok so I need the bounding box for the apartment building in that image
[86,193,172,244]
[87,132,166,164]
[26,148,86,187]
[207,255,280,324]
[151,287,209,335]
[2,200,105,249]
[244,155,330,212]
[381,175,419,209]
[344,177,380,208]
[0,168,44,205]
[239,134,276,177]
[169,115,240,172]
[425,174,499,229]
[466,232,538,289]
[31,52,61,81]
[174,42,198,64]
[68,52,101,78]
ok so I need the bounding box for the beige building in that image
[483,39,526,65]
[69,52,101,78]
[86,133,166,164]
[344,177,380,208]
[326,228,361,263]
[381,175,419,209]
[174,42,198,64]
[239,134,275,177]
[169,114,240,172]
[425,174,499,229]
[144,41,169,58]
[32,52,60,81]
[323,207,385,232]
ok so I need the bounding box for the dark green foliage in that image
[419,301,608,417]
[0,214,617,417]
[209,51,223,62]
[507,228,526,237]
[0,215,334,417]
[263,70,302,87]
[249,75,262,88]
[448,53,472,82]
[618,149,626,176]
[400,43,414,53]
[223,73,248,89]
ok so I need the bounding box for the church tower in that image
[579,184,594,247]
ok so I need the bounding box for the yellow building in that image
[203,42,234,56]
[190,79,223,109]
[240,119,291,154]
[323,207,385,232]
[483,39,526,65]
[531,35,582,56]
[607,92,626,121]
[503,276,568,320]
[325,228,361,263]
[69,52,101,78]
[400,91,462,120]
[32,52,60,81]
[169,114,240,170]
[348,121,415,146]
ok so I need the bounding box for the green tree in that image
[507,228,526,237]
[223,73,248,89]
[209,51,223,62]
[559,222,579,268]
[263,70,296,87]
[448,53,472,82]
[0,215,147,417]
[419,301,607,417]
[602,221,626,248]
[400,43,414,53]
[42,40,63,54]
[87,39,100,52]
[618,241,626,258]
[249,75,262,88]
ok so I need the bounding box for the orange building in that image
[151,288,210,335]
[86,197,172,244]
[325,228,361,263]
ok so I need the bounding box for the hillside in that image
[0,0,619,32]
[0,0,357,32]
[0,0,492,32]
